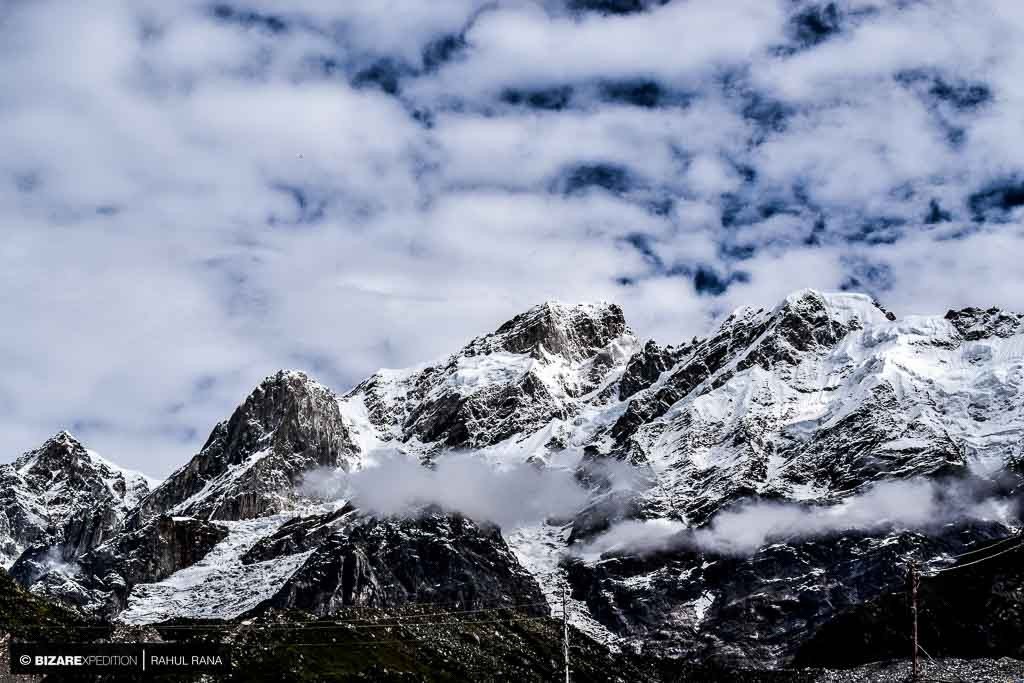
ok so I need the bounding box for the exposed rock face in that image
[134,370,360,523]
[0,431,154,568]
[344,301,638,455]
[83,516,229,589]
[482,301,629,363]
[245,507,547,617]
[618,339,679,400]
[567,520,1015,668]
[1,290,1023,672]
[794,528,1024,668]
[11,515,228,617]
[945,306,1024,340]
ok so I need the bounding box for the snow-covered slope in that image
[2,290,1023,668]
[119,513,314,623]
[0,431,156,568]
[615,291,1024,524]
[339,301,638,461]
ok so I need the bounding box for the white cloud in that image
[1,0,1022,475]
[302,450,591,529]
[415,0,786,99]
[580,478,1016,559]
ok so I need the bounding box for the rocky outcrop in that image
[945,306,1024,340]
[345,301,638,454]
[478,301,629,363]
[244,507,547,617]
[2,290,1023,672]
[11,515,228,617]
[566,520,1015,668]
[134,370,360,523]
[0,431,154,568]
[618,339,679,400]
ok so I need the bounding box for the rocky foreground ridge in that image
[2,290,1023,672]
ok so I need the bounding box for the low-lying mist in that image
[304,453,1018,559]
[579,478,1018,559]
[301,451,592,529]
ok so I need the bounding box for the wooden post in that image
[562,582,570,683]
[910,562,919,681]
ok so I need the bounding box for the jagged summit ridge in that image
[468,300,630,363]
[1,431,155,569]
[597,289,1023,520]
[342,300,638,454]
[601,290,889,460]
[1,289,1023,668]
[134,370,359,523]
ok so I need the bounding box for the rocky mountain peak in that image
[133,369,359,523]
[226,370,345,455]
[773,289,890,334]
[13,430,152,510]
[2,432,155,569]
[945,306,1024,340]
[15,430,88,474]
[469,301,630,363]
[676,290,890,372]
[344,301,637,454]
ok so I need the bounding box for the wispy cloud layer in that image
[2,0,1024,474]
[302,451,591,529]
[579,479,1017,559]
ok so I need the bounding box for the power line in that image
[903,533,1024,681]
[293,600,551,624]
[5,599,549,630]
[943,532,1021,560]
[247,614,557,632]
[0,603,558,633]
[925,540,1024,576]
[260,618,557,643]
[162,601,550,629]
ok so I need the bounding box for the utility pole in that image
[562,582,570,683]
[909,561,919,681]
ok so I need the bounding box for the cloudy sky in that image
[2,0,1023,475]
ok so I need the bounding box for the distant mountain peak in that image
[945,305,1024,340]
[133,367,359,523]
[2,432,155,569]
[472,300,630,363]
[14,430,88,472]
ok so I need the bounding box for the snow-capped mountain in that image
[341,300,637,457]
[133,370,361,523]
[0,431,156,569]
[607,291,1024,523]
[2,291,1023,668]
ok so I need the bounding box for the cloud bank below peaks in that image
[301,450,592,529]
[577,478,1018,560]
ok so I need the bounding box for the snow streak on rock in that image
[2,290,1023,667]
[119,514,312,624]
